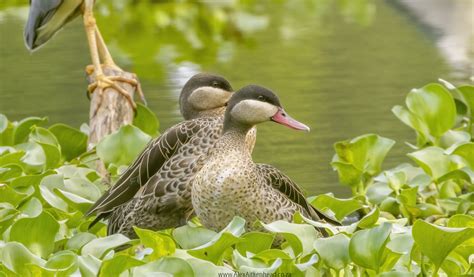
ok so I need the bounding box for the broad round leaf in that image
[314,233,350,270]
[412,220,474,269]
[10,211,60,258]
[349,222,392,271]
[133,103,160,136]
[96,125,151,166]
[49,124,87,160]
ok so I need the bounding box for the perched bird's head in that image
[180,73,233,120]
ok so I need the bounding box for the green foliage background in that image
[0,81,473,276]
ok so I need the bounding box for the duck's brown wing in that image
[86,119,208,219]
[256,164,340,226]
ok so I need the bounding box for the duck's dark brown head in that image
[224,85,310,132]
[180,73,233,120]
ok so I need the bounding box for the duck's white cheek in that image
[188,87,231,110]
[231,100,278,125]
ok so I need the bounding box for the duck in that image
[192,85,337,235]
[86,73,256,238]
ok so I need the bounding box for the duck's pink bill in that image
[271,108,310,131]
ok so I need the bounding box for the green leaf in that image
[49,124,87,160]
[314,233,350,270]
[451,142,474,170]
[19,197,43,217]
[13,117,48,144]
[81,234,130,259]
[99,254,144,277]
[412,220,474,270]
[408,147,456,180]
[311,194,363,221]
[188,216,245,264]
[332,134,395,187]
[10,211,60,258]
[0,114,14,146]
[133,103,160,136]
[66,232,97,252]
[357,207,380,229]
[44,250,78,274]
[132,257,194,276]
[458,85,474,120]
[349,222,392,272]
[1,242,46,275]
[0,183,31,207]
[235,232,274,256]
[134,227,176,260]
[261,220,319,256]
[406,83,456,137]
[77,254,101,277]
[173,224,217,249]
[96,125,151,166]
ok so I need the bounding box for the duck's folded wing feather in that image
[86,120,205,218]
[256,164,340,226]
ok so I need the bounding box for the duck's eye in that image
[257,95,265,101]
[212,81,220,87]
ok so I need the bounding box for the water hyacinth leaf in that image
[439,130,470,149]
[0,203,19,233]
[99,254,145,277]
[0,151,25,167]
[44,250,78,274]
[77,254,102,277]
[66,232,97,252]
[330,161,361,187]
[81,234,130,259]
[96,125,151,166]
[252,249,292,264]
[30,126,59,147]
[447,214,474,228]
[15,142,45,173]
[412,220,474,270]
[310,194,363,221]
[366,182,392,204]
[173,224,217,249]
[235,232,274,256]
[132,257,194,276]
[232,250,270,270]
[188,217,245,264]
[458,85,474,119]
[357,207,380,229]
[13,117,48,144]
[134,227,176,260]
[407,147,455,180]
[405,83,456,137]
[314,233,350,270]
[10,170,54,189]
[333,134,395,175]
[392,105,427,141]
[451,142,474,170]
[261,220,318,255]
[0,114,14,146]
[39,174,69,212]
[0,183,31,207]
[239,257,282,274]
[186,258,234,275]
[0,165,22,182]
[49,123,87,160]
[349,222,392,272]
[18,197,42,217]
[386,233,414,255]
[10,211,60,258]
[133,103,160,136]
[1,242,46,275]
[379,197,400,217]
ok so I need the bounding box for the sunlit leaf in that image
[10,211,60,258]
[132,257,194,276]
[1,242,46,275]
[412,220,474,271]
[134,227,176,260]
[314,233,350,270]
[133,103,160,136]
[310,194,363,221]
[49,123,87,160]
[349,222,391,271]
[13,117,48,144]
[96,125,151,166]
[99,254,144,277]
[81,234,130,259]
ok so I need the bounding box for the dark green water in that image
[0,1,471,196]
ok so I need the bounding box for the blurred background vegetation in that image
[0,0,472,196]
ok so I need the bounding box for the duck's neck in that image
[213,128,252,158]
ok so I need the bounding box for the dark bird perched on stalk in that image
[192,85,340,236]
[86,73,258,238]
[24,0,144,108]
